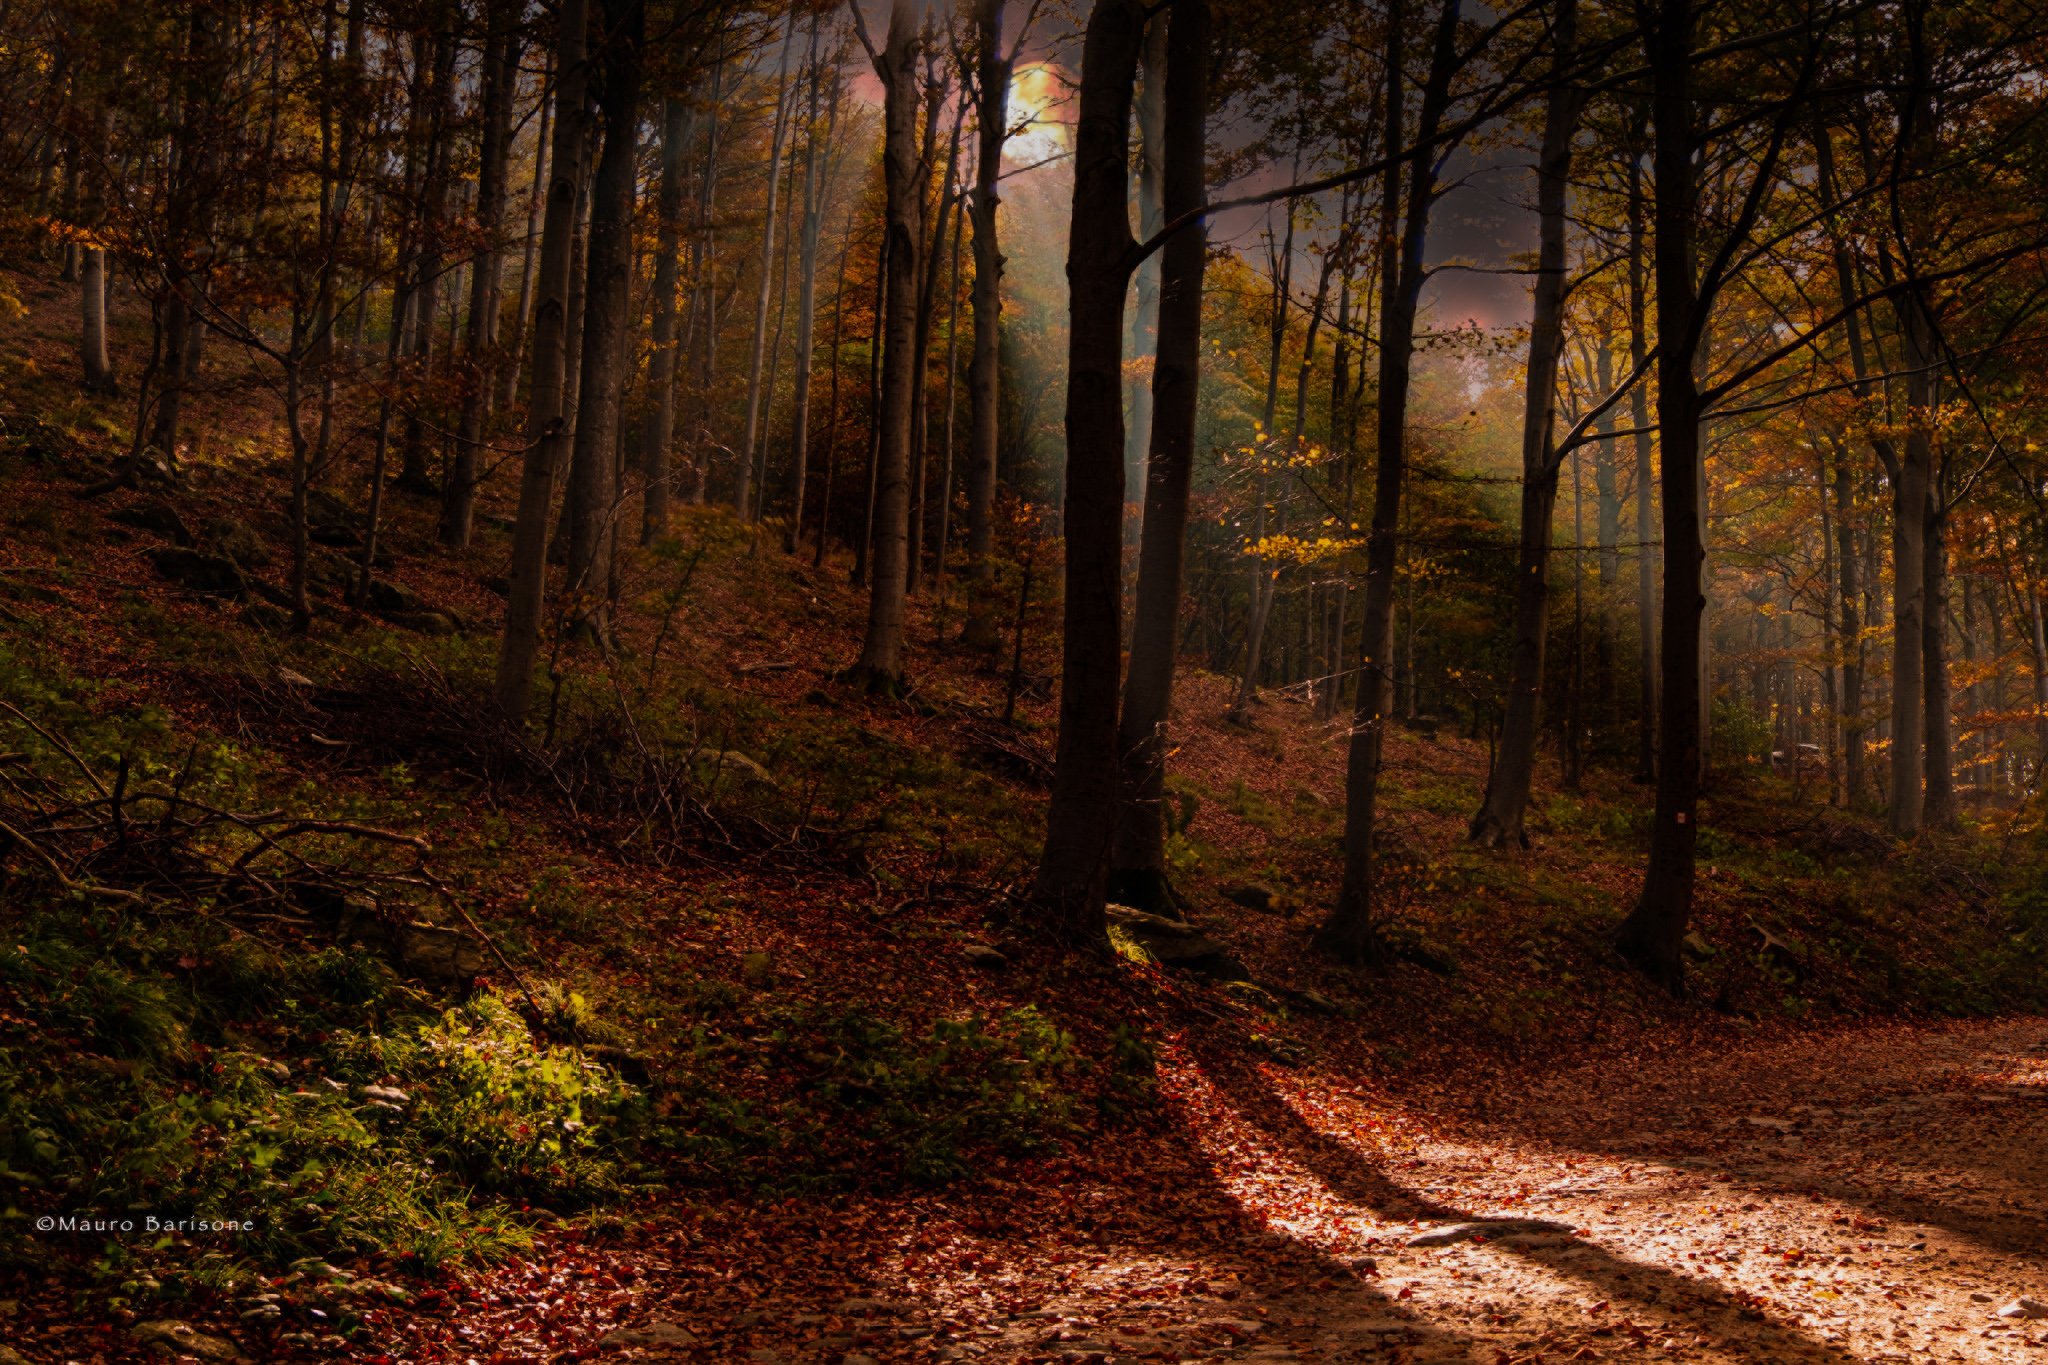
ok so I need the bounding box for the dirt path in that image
[471,1017,2048,1365]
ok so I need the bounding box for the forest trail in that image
[324,1017,2046,1365]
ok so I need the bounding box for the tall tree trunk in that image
[737,13,800,519]
[643,97,691,544]
[443,10,518,547]
[851,0,929,683]
[81,247,115,394]
[1030,0,1146,935]
[503,67,552,408]
[1614,0,1706,994]
[1469,0,1579,847]
[814,206,855,567]
[1227,198,1298,725]
[1109,0,1208,914]
[1594,329,1619,711]
[1629,122,1658,784]
[908,107,963,598]
[399,25,458,493]
[564,0,645,627]
[1317,0,1463,963]
[854,234,886,585]
[962,0,1014,648]
[1923,474,1954,827]
[495,0,592,721]
[1836,444,1863,803]
[685,58,725,505]
[784,27,833,554]
[1126,13,1167,510]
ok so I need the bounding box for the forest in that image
[0,0,2047,1359]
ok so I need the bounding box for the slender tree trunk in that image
[962,0,1013,648]
[1030,0,1147,935]
[1469,0,1579,847]
[814,207,855,567]
[1836,445,1863,803]
[854,228,886,585]
[737,13,800,519]
[1614,0,1706,994]
[503,67,552,408]
[443,11,518,547]
[81,247,115,394]
[564,0,645,628]
[496,0,591,720]
[642,97,691,544]
[908,110,962,598]
[1227,198,1297,725]
[1126,12,1167,510]
[785,29,833,554]
[935,198,966,610]
[1109,0,1208,914]
[851,0,928,684]
[1318,0,1464,963]
[1594,329,1619,710]
[1924,478,1954,827]
[1629,127,1658,785]
[399,25,458,493]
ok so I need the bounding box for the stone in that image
[395,923,486,982]
[386,610,459,636]
[133,1320,245,1362]
[1406,1219,1573,1248]
[963,944,1008,968]
[149,547,246,598]
[365,577,427,613]
[302,488,359,532]
[206,517,272,568]
[598,1321,696,1349]
[742,952,775,987]
[276,668,314,688]
[1998,1299,2048,1320]
[1106,905,1198,936]
[240,600,293,632]
[0,1347,30,1365]
[360,1085,409,1105]
[1225,883,1290,914]
[1682,931,1714,959]
[1139,933,1235,962]
[112,498,194,546]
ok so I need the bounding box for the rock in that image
[365,577,427,613]
[149,547,247,598]
[1140,933,1235,962]
[703,750,777,787]
[304,550,359,597]
[302,488,359,532]
[0,1347,30,1365]
[742,952,775,988]
[1998,1298,2048,1320]
[112,498,194,546]
[963,944,1007,968]
[360,1085,409,1105]
[1406,1219,1573,1248]
[1224,883,1290,914]
[240,600,293,632]
[395,923,486,982]
[1682,931,1714,959]
[133,1320,244,1361]
[206,517,271,568]
[1971,1292,1994,1303]
[276,668,314,688]
[598,1321,696,1349]
[386,609,459,636]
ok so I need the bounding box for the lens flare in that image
[1006,63,1068,166]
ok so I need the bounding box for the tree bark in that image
[1126,13,1167,509]
[1614,0,1706,994]
[1317,0,1463,964]
[1108,0,1208,915]
[442,9,518,548]
[908,103,963,598]
[564,0,645,627]
[962,0,1014,649]
[643,97,691,544]
[1629,121,1658,784]
[1923,471,1954,827]
[784,25,833,554]
[1469,0,1579,847]
[503,68,552,409]
[737,13,801,519]
[1030,0,1147,935]
[851,0,928,686]
[81,247,115,394]
[496,0,592,721]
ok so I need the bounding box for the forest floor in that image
[0,260,2043,1365]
